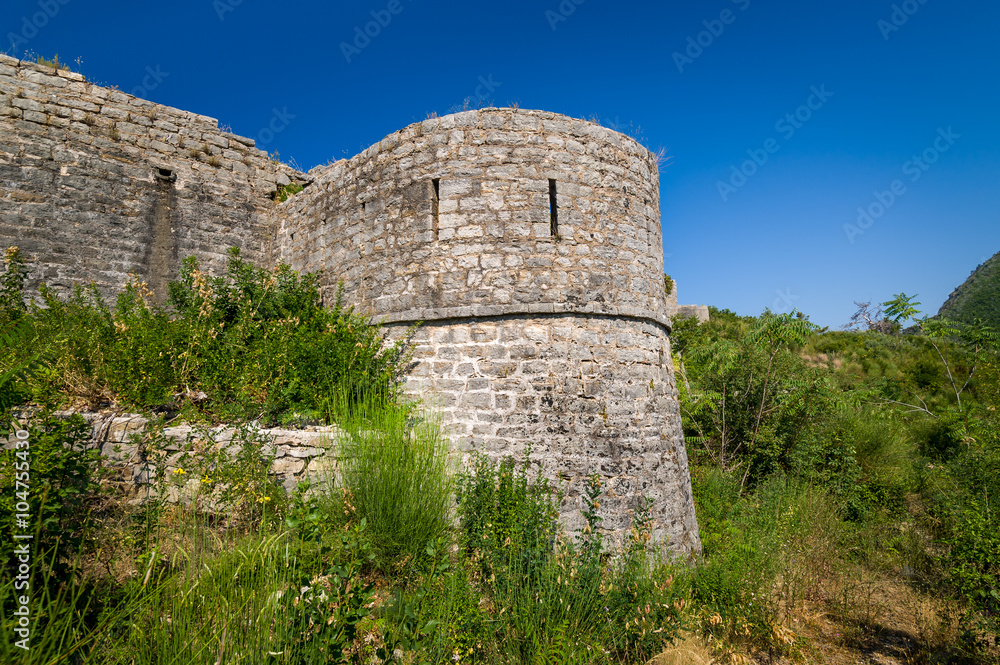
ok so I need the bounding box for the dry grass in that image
[781,570,971,665]
[649,632,716,665]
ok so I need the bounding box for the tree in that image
[845,300,895,334]
[883,292,921,326]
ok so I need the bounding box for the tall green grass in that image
[335,397,453,571]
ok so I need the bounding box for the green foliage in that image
[336,399,453,571]
[456,452,560,580]
[456,454,687,664]
[664,273,674,296]
[3,247,410,425]
[938,250,1000,327]
[674,309,825,481]
[275,521,378,664]
[275,182,305,202]
[925,414,1000,648]
[0,411,98,579]
[159,421,289,528]
[692,467,845,655]
[883,291,922,325]
[0,248,42,417]
[680,301,1000,657]
[0,246,27,323]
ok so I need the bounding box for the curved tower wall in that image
[276,109,700,554]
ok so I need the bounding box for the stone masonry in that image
[0,57,701,555]
[0,54,305,303]
[275,108,700,554]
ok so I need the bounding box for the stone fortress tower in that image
[275,109,700,553]
[0,54,700,554]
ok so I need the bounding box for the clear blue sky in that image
[4,0,998,328]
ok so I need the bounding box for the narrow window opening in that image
[432,178,441,239]
[290,232,295,241]
[362,201,367,215]
[548,179,559,237]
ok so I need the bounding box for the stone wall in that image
[0,54,305,302]
[274,109,670,329]
[388,314,699,552]
[675,304,710,324]
[1,411,342,498]
[277,109,700,554]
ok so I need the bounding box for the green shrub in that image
[456,454,686,664]
[456,452,560,581]
[675,310,826,481]
[691,467,845,655]
[0,411,98,580]
[2,247,411,425]
[790,407,912,520]
[336,398,453,571]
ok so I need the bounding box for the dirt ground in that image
[654,572,996,665]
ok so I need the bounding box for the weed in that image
[337,399,452,571]
[274,182,304,203]
[35,53,68,71]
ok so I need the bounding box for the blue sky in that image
[4,0,998,328]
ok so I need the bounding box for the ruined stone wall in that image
[0,60,700,554]
[675,304,710,324]
[0,54,304,302]
[276,109,700,554]
[3,411,339,500]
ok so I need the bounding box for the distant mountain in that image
[937,251,1000,326]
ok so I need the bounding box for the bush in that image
[0,410,98,579]
[456,454,687,664]
[1,247,411,425]
[691,467,846,656]
[336,399,453,571]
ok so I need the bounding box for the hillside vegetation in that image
[0,248,999,663]
[938,250,1000,326]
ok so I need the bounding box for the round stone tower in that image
[275,108,700,555]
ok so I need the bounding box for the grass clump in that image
[275,182,305,203]
[336,398,453,571]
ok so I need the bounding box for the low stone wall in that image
[4,411,342,500]
[675,305,710,324]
